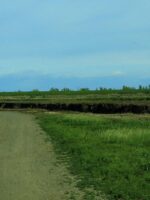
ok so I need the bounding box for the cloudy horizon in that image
[0,0,150,91]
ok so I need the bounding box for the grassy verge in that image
[37,112,150,200]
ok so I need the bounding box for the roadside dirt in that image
[0,111,83,200]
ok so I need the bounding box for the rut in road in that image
[0,111,83,200]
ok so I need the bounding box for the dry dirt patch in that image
[0,111,83,200]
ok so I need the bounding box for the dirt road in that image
[0,111,83,200]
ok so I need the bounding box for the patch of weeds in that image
[37,113,150,200]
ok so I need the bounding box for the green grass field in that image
[0,88,150,105]
[37,112,150,200]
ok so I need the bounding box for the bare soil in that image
[0,111,83,200]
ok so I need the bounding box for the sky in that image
[0,0,150,91]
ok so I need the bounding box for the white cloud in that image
[112,71,125,76]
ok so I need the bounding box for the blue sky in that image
[0,0,150,91]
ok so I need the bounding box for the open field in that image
[0,111,83,200]
[0,89,150,113]
[0,110,149,199]
[0,89,150,104]
[37,112,150,200]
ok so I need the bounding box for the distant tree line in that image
[0,85,150,96]
[48,85,150,94]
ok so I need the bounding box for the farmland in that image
[0,88,150,113]
[0,88,150,199]
[0,88,150,104]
